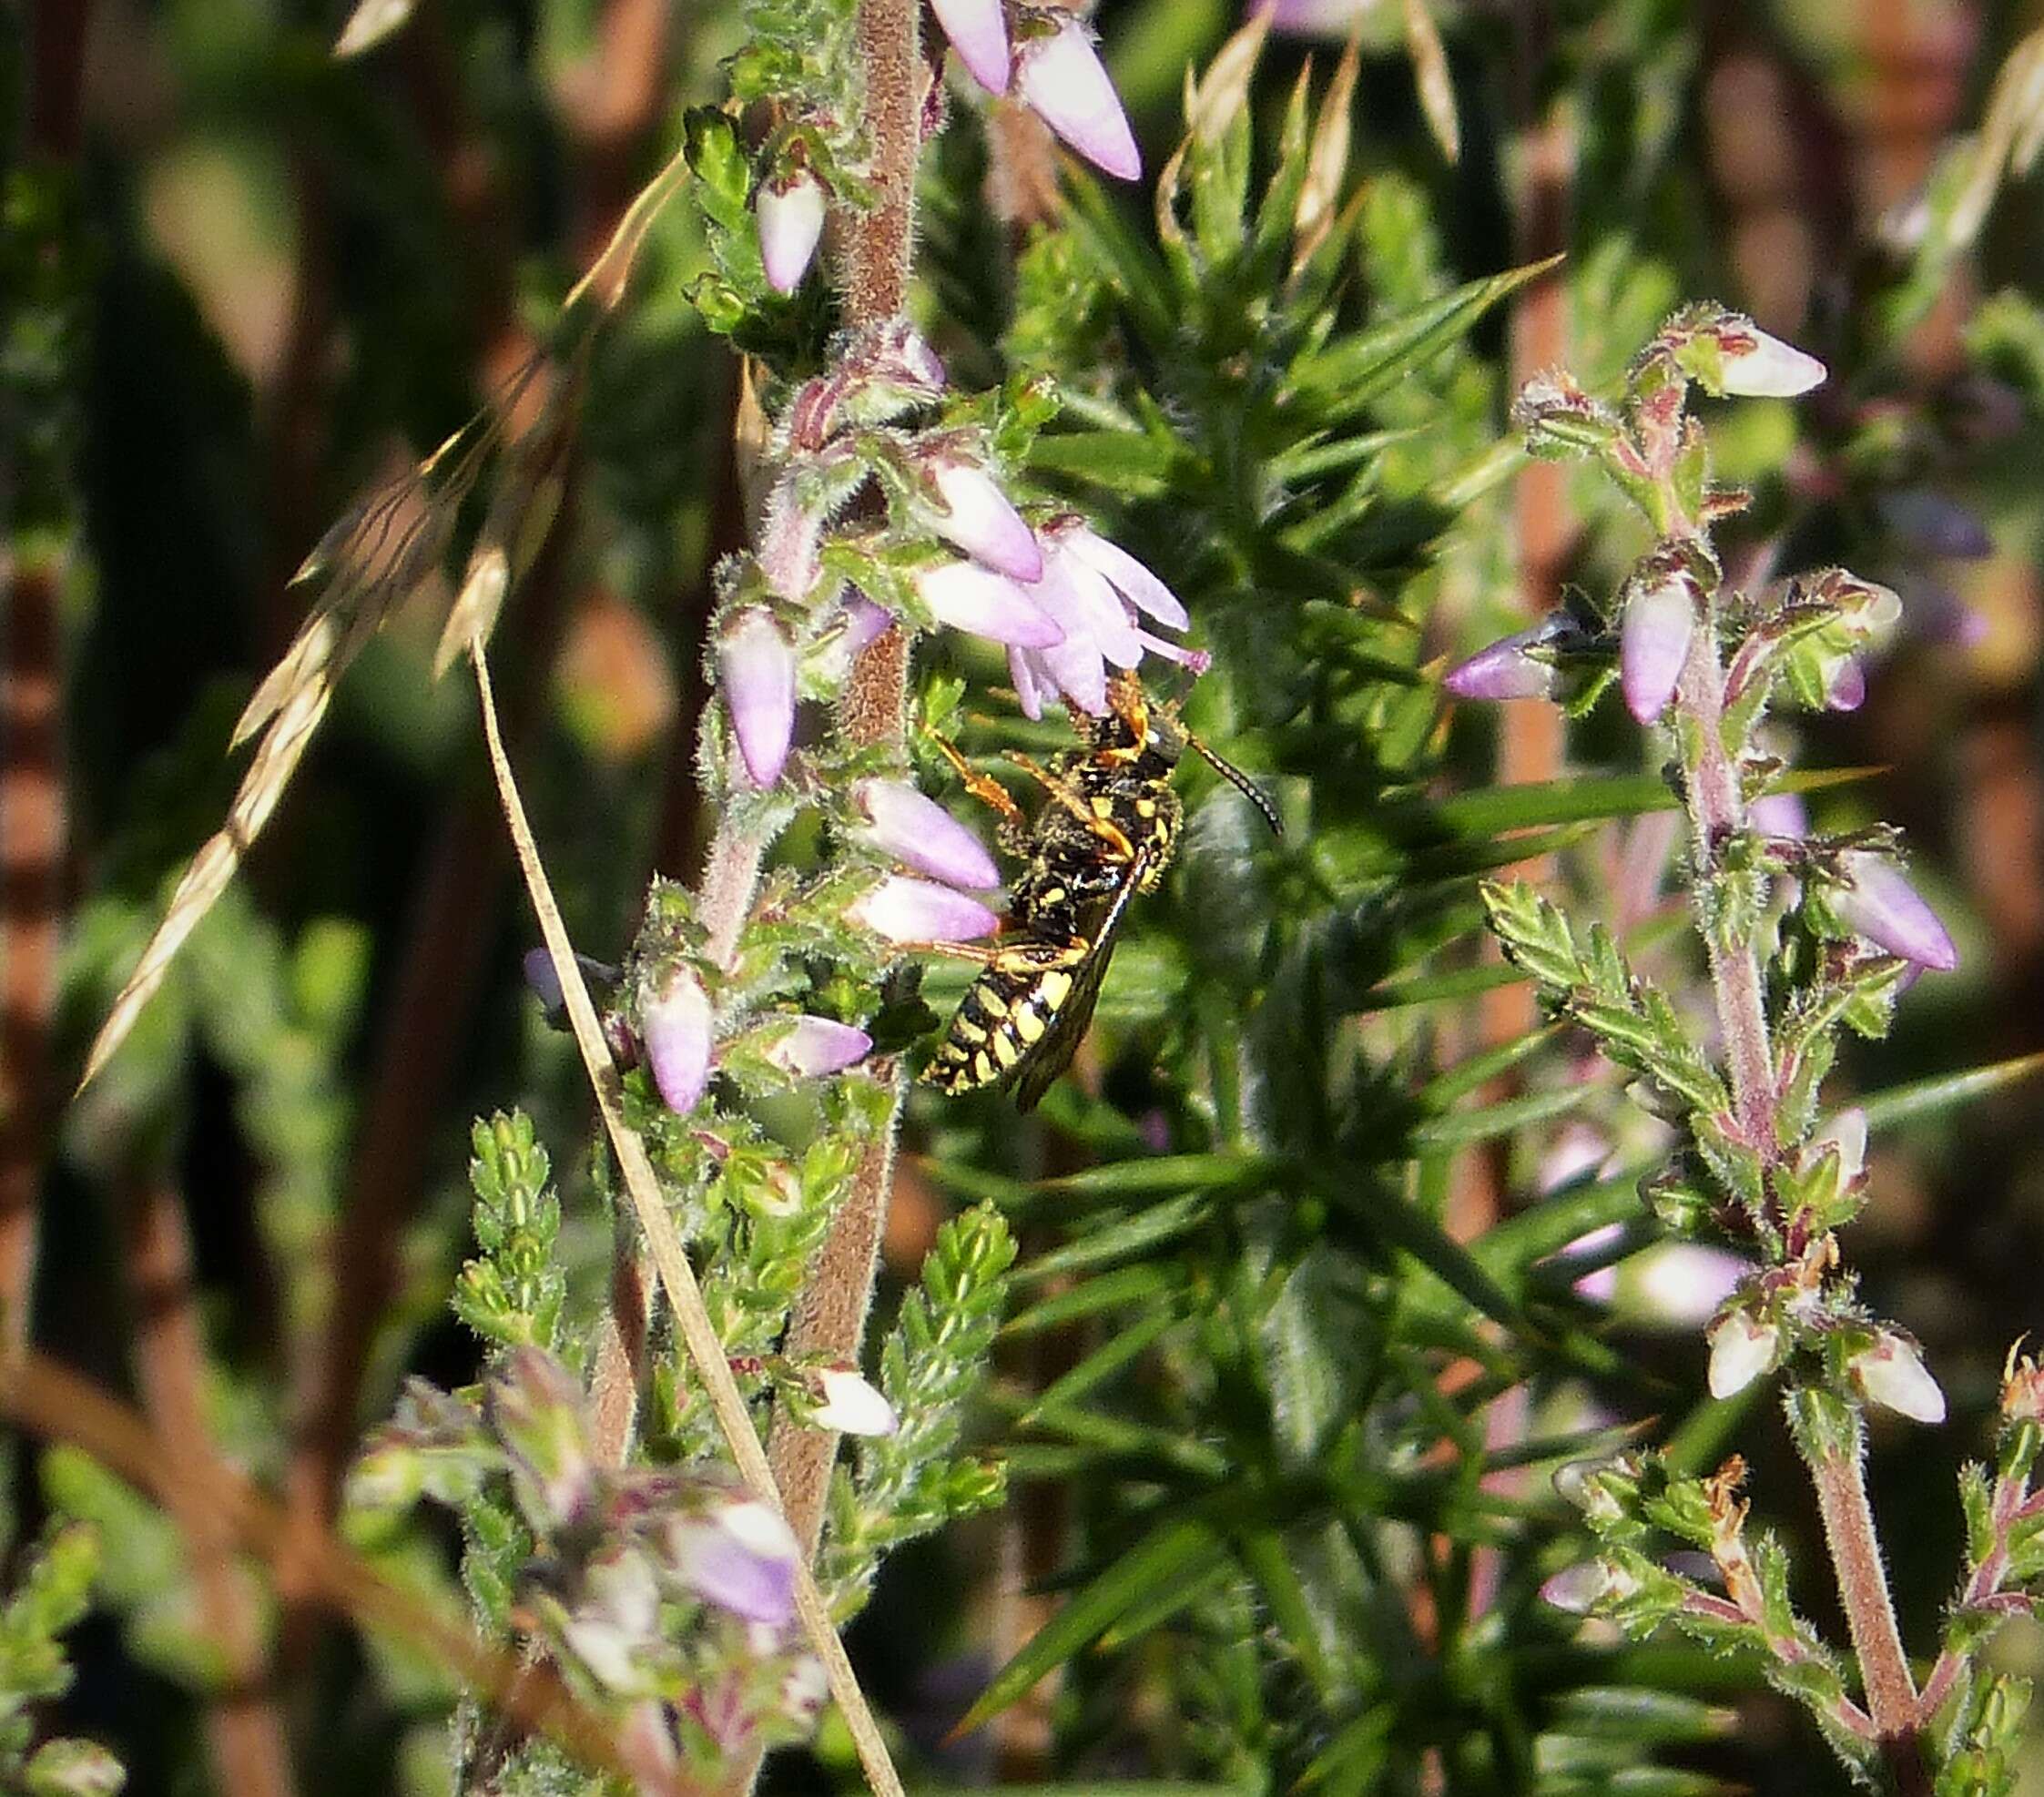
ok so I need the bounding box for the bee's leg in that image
[925,731,1033,856]
[1002,752,1137,861]
[891,938,1012,967]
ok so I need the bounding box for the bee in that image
[920,672,1280,1111]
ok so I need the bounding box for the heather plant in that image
[10,2,2044,1795]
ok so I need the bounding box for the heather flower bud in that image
[1443,618,1566,701]
[486,1348,595,1532]
[914,560,1064,649]
[717,610,797,787]
[930,0,1011,93]
[1822,653,1866,712]
[756,172,827,294]
[849,874,1002,945]
[1553,1456,1633,1526]
[761,1015,872,1079]
[1832,850,1958,971]
[1850,1331,1947,1425]
[1016,17,1142,181]
[809,1366,899,1437]
[852,778,1001,890]
[920,456,1043,581]
[1747,790,1809,838]
[781,1653,829,1723]
[21,1742,126,1797]
[643,965,715,1114]
[1706,1307,1780,1399]
[1541,1558,1639,1615]
[1806,1108,1867,1184]
[1714,323,1827,398]
[1619,574,1696,724]
[666,1497,800,1625]
[1999,1345,2044,1422]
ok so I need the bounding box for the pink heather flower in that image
[1706,1307,1779,1399]
[930,0,1011,93]
[1622,1244,1750,1329]
[718,610,797,787]
[1747,790,1809,838]
[1252,0,1375,35]
[1850,1332,1947,1425]
[1443,617,1566,701]
[850,875,1002,945]
[1832,850,1958,971]
[1009,521,1201,719]
[1015,17,1142,181]
[668,1498,800,1626]
[920,455,1043,581]
[757,172,827,293]
[1823,654,1866,712]
[1620,575,1695,725]
[852,778,1002,890]
[761,1015,873,1078]
[1716,324,1827,398]
[915,560,1063,649]
[643,966,715,1115]
[810,1366,899,1437]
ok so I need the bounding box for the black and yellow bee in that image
[921,673,1280,1111]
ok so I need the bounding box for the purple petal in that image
[1746,791,1809,838]
[930,0,1011,93]
[853,777,1002,889]
[1833,851,1958,971]
[916,560,1063,648]
[1037,539,1144,666]
[927,461,1043,581]
[1016,19,1142,181]
[1443,621,1562,701]
[763,1015,873,1078]
[718,610,797,787]
[1057,525,1191,630]
[1009,645,1049,720]
[643,967,715,1113]
[669,1501,798,1625]
[1825,655,1866,712]
[850,875,1002,944]
[1620,577,1694,724]
[757,174,827,294]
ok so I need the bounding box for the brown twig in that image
[0,559,64,1355]
[120,1175,300,1797]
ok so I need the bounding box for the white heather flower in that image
[1015,17,1142,181]
[1851,1333,1947,1425]
[1832,850,1959,971]
[1619,575,1695,725]
[810,1366,899,1437]
[1805,1108,1867,1184]
[1715,324,1827,398]
[1706,1307,1779,1400]
[1009,520,1203,719]
[850,874,1002,945]
[920,455,1043,582]
[717,609,797,787]
[561,1548,661,1694]
[930,0,1011,93]
[642,967,715,1115]
[851,778,1001,891]
[757,172,827,293]
[914,559,1063,649]
[761,1015,872,1079]
[1541,1559,1638,1614]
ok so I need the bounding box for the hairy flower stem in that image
[1674,589,1924,1790]
[1673,601,1777,1161]
[1811,1442,1928,1794]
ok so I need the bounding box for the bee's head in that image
[1102,672,1282,837]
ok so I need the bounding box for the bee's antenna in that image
[1187,735,1283,837]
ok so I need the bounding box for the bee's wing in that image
[1012,848,1152,1113]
